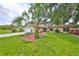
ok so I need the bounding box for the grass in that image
[0,29,11,34]
[0,32,79,56]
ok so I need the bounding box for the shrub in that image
[55,29,60,33]
[73,24,79,28]
[16,28,24,32]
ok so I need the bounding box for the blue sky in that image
[0,3,30,25]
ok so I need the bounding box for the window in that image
[63,28,69,32]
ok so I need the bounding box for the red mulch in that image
[23,32,45,42]
[70,29,79,35]
[23,34,35,42]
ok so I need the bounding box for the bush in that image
[55,29,60,33]
[73,24,79,28]
[16,28,24,32]
[11,29,16,32]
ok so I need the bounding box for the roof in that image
[52,25,74,28]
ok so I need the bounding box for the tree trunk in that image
[35,20,39,39]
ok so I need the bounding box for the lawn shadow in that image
[66,36,79,44]
[57,33,79,44]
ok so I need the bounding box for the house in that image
[23,20,79,34]
[52,25,74,33]
[23,22,35,33]
[24,21,51,33]
[39,24,78,33]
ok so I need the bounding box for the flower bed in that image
[23,32,46,42]
[70,29,79,35]
[23,34,35,42]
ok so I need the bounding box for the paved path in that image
[0,32,25,38]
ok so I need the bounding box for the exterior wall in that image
[47,28,50,32]
[24,26,35,33]
[39,28,43,32]
[60,28,63,32]
[53,28,63,32]
[70,28,74,30]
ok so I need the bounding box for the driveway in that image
[0,32,25,38]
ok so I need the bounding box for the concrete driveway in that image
[0,32,25,38]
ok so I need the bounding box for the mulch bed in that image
[23,32,46,42]
[70,29,79,35]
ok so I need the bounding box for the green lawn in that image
[0,32,79,56]
[0,29,11,34]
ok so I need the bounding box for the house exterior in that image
[69,28,79,35]
[24,21,51,33]
[23,20,79,34]
[39,24,79,33]
[23,22,35,33]
[52,25,74,33]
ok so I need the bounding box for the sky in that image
[0,3,79,25]
[0,3,30,25]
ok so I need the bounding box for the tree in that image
[12,16,25,27]
[22,11,29,27]
[49,3,77,25]
[75,4,79,24]
[11,3,79,39]
[28,3,45,39]
[12,10,29,28]
[28,3,56,38]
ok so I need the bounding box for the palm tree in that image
[28,3,45,39]
[22,11,29,27]
[12,16,25,27]
[50,3,77,25]
[12,10,29,30]
[11,16,25,32]
[11,3,79,39]
[29,3,56,38]
[74,4,79,24]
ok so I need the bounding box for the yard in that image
[0,32,79,56]
[0,28,23,34]
[0,29,11,34]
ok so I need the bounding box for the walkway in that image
[0,32,25,38]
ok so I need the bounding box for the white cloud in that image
[1,3,30,16]
[1,3,29,15]
[0,3,30,25]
